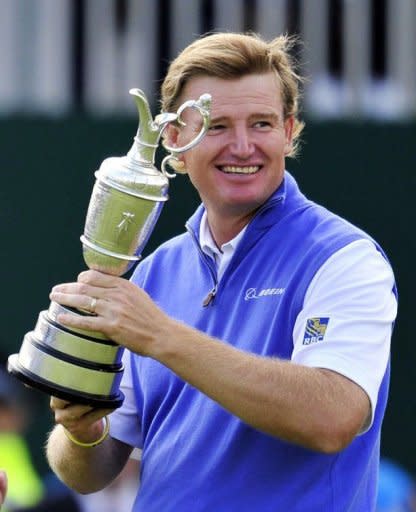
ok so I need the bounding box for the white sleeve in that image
[109,349,143,448]
[292,239,397,430]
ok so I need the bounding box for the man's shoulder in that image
[276,195,373,249]
[276,172,373,243]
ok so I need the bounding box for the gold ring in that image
[90,297,97,313]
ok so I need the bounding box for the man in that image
[46,33,397,511]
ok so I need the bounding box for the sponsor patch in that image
[303,317,330,345]
[244,287,285,300]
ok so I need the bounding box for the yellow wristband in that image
[63,416,110,448]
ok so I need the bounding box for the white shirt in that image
[199,213,247,281]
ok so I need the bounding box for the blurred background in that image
[0,0,414,509]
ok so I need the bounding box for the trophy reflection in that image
[8,89,211,408]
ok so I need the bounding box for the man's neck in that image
[207,211,253,247]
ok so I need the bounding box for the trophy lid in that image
[95,155,169,202]
[92,88,173,201]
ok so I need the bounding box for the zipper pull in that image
[203,286,217,307]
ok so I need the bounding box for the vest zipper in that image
[186,224,219,306]
[202,285,218,307]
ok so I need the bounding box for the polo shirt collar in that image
[199,212,246,258]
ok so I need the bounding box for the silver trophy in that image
[8,89,211,408]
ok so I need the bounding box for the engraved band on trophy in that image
[8,89,212,408]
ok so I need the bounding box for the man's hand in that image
[0,470,7,508]
[50,396,114,444]
[49,270,172,357]
[47,397,132,494]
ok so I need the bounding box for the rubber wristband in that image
[63,416,110,448]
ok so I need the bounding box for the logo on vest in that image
[302,317,330,345]
[244,287,285,301]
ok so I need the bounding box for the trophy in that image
[8,88,211,408]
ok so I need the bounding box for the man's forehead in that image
[179,73,284,120]
[209,110,281,123]
[181,72,282,99]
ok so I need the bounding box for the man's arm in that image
[46,398,133,493]
[150,321,369,453]
[50,272,371,454]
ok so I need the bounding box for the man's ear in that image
[162,124,187,174]
[163,123,181,148]
[284,116,294,155]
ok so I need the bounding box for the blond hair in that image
[161,32,304,157]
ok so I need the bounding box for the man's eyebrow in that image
[209,113,282,124]
[209,116,228,124]
[249,112,281,122]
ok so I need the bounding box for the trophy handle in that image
[158,93,211,178]
[164,93,212,153]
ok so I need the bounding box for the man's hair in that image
[161,32,305,157]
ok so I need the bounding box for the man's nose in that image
[229,127,255,158]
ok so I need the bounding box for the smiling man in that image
[46,33,397,512]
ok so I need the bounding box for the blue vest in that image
[129,172,394,511]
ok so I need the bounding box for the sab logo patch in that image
[303,317,330,345]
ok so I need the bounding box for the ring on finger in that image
[89,296,97,314]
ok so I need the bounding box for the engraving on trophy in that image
[116,211,135,236]
[8,88,211,408]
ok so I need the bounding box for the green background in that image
[0,117,414,474]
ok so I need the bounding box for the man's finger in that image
[78,270,120,287]
[50,396,71,410]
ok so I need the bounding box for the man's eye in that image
[253,121,272,129]
[208,124,225,131]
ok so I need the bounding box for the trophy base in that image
[8,301,125,409]
[8,354,124,409]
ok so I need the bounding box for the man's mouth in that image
[219,165,261,175]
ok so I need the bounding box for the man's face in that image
[172,72,294,220]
